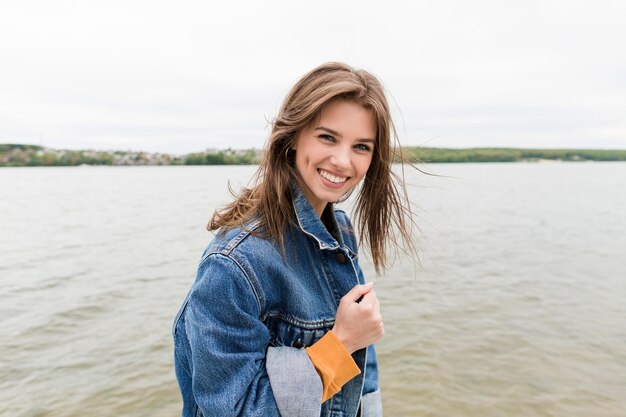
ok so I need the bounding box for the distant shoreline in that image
[2,143,626,167]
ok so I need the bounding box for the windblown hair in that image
[208,62,415,273]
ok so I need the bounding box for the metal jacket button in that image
[335,252,346,263]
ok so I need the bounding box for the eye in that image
[319,134,336,143]
[354,143,372,152]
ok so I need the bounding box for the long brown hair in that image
[209,62,416,273]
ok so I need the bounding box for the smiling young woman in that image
[172,62,416,417]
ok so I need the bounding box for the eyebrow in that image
[314,126,376,143]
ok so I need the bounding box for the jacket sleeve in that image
[185,253,322,417]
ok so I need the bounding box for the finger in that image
[346,282,374,302]
[359,290,377,303]
[363,292,381,315]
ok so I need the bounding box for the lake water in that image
[1,163,625,417]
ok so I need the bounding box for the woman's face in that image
[293,99,376,217]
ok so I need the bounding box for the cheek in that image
[357,157,373,179]
[295,153,310,177]
[297,146,316,168]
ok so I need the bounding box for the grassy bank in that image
[2,143,626,166]
[402,147,626,163]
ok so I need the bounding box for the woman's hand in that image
[331,283,384,354]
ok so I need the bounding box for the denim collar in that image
[292,181,343,251]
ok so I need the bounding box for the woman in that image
[173,62,415,417]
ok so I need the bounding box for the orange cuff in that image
[305,330,361,402]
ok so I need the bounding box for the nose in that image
[329,146,350,170]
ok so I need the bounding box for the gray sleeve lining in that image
[266,346,323,417]
[361,389,383,417]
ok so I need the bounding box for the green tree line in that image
[2,144,626,167]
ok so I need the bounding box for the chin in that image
[321,190,347,204]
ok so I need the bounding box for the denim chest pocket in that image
[264,314,333,349]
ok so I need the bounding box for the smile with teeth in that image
[318,169,348,184]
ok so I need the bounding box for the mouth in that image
[318,168,349,185]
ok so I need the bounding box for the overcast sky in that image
[1,0,625,154]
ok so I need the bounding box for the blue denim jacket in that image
[173,183,382,417]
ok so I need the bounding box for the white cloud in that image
[1,0,625,152]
